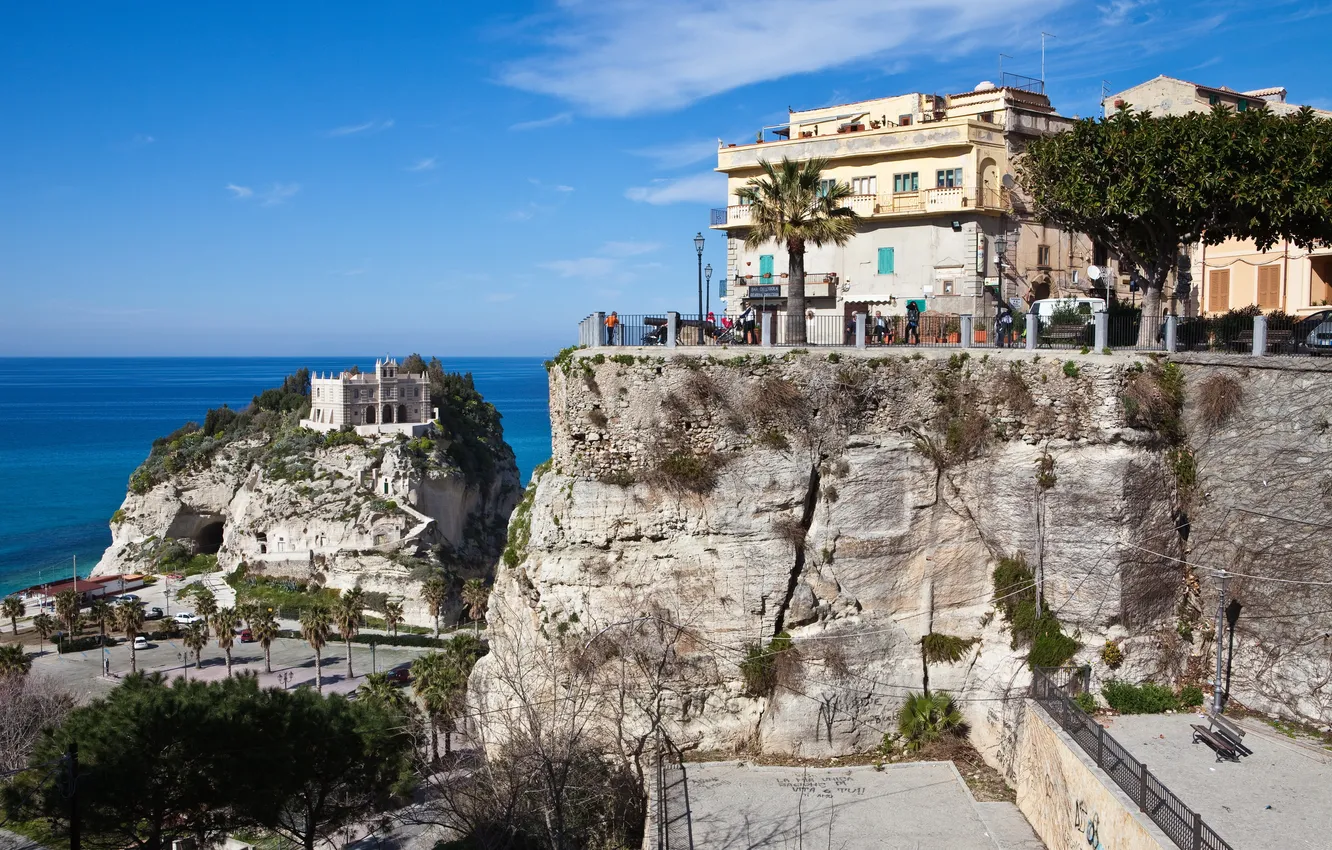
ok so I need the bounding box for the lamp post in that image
[694,232,705,329]
[704,263,713,318]
[995,232,1009,306]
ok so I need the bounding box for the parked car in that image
[386,664,412,686]
[240,628,255,643]
[1030,297,1107,324]
[1294,309,1332,354]
[165,573,185,581]
[114,593,140,604]
[174,612,202,625]
[133,636,148,651]
[145,606,164,620]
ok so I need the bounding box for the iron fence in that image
[655,733,694,850]
[1032,667,1233,850]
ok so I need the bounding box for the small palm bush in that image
[897,691,965,752]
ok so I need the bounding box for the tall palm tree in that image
[184,622,207,670]
[115,601,145,673]
[0,644,32,678]
[236,601,258,631]
[299,604,332,693]
[90,598,113,639]
[358,672,408,714]
[2,596,25,635]
[897,691,964,753]
[212,607,240,677]
[384,600,405,638]
[194,589,218,639]
[252,608,280,674]
[738,156,860,344]
[54,590,82,636]
[422,574,448,638]
[333,586,364,681]
[411,651,457,763]
[31,613,55,655]
[461,579,489,637]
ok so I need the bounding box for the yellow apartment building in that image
[711,81,1113,329]
[1106,77,1332,317]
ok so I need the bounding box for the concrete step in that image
[975,802,1045,850]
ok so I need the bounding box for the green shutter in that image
[877,247,895,275]
[759,255,774,279]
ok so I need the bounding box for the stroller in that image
[644,322,671,346]
[713,322,740,345]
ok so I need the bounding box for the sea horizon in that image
[0,356,553,598]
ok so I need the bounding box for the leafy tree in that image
[357,672,409,715]
[2,595,25,635]
[1020,105,1332,340]
[115,601,145,673]
[422,573,448,638]
[251,607,280,674]
[384,600,404,638]
[299,605,332,693]
[183,622,207,670]
[31,613,55,655]
[737,157,860,344]
[193,588,218,638]
[90,597,114,638]
[461,578,488,637]
[896,691,964,753]
[212,607,240,677]
[333,586,364,680]
[0,644,31,678]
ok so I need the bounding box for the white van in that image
[1030,297,1107,325]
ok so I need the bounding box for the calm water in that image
[0,357,551,598]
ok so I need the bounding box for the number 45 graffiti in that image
[1073,799,1106,850]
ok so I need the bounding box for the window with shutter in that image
[877,247,895,275]
[1208,269,1230,313]
[1257,265,1281,308]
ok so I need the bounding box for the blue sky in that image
[3,0,1329,356]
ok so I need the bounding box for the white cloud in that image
[225,183,253,199]
[498,0,1053,116]
[554,184,575,192]
[629,139,719,169]
[1098,0,1148,26]
[260,183,301,206]
[326,119,395,137]
[509,112,573,131]
[599,241,660,257]
[539,257,618,278]
[407,157,437,172]
[625,172,725,205]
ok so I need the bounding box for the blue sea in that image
[0,357,551,598]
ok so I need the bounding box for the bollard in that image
[594,312,606,348]
[1165,314,1178,353]
[1094,312,1108,352]
[1252,314,1267,356]
[666,312,679,350]
[960,315,973,349]
[761,313,774,348]
[855,313,866,350]
[1026,311,1039,351]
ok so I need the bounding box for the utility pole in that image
[1212,570,1229,715]
[68,742,80,850]
[1040,32,1057,86]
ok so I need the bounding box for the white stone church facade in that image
[300,359,435,436]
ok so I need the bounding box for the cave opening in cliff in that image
[195,520,225,555]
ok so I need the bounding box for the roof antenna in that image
[1040,32,1056,87]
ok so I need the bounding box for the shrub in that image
[897,691,965,752]
[1074,691,1098,713]
[1036,453,1057,490]
[1121,362,1184,442]
[1101,680,1179,714]
[1028,617,1079,668]
[1100,640,1124,669]
[922,633,979,664]
[1196,374,1242,427]
[740,632,795,697]
[111,509,127,525]
[1179,684,1204,707]
[1063,360,1080,379]
[657,450,723,494]
[324,427,365,448]
[755,428,791,451]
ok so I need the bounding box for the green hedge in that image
[58,635,119,654]
[1101,680,1179,714]
[274,629,457,649]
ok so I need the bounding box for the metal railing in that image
[655,732,694,850]
[712,187,1007,227]
[1032,667,1233,850]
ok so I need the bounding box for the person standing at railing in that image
[996,305,1014,348]
[905,301,921,345]
[605,311,619,345]
[740,305,758,345]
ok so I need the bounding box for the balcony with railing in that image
[710,188,1005,228]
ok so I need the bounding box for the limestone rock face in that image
[94,430,520,627]
[473,350,1332,778]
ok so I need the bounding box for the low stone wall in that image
[1015,701,1172,850]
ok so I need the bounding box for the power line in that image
[1124,542,1332,587]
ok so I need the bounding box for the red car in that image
[239,628,255,643]
[386,665,412,686]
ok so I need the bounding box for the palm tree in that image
[422,574,448,638]
[738,156,860,344]
[54,590,82,636]
[411,651,458,763]
[461,579,489,637]
[115,601,145,673]
[194,589,218,639]
[90,598,113,639]
[2,596,25,635]
[897,691,964,753]
[333,587,364,681]
[358,672,408,714]
[0,644,32,678]
[184,621,207,670]
[212,607,240,677]
[299,605,332,693]
[384,600,404,638]
[31,613,55,655]
[236,601,258,631]
[252,608,280,674]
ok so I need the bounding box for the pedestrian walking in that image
[905,301,921,345]
[996,306,1014,348]
[605,311,619,345]
[741,305,758,344]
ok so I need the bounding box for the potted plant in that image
[943,318,961,343]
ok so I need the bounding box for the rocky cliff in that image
[472,348,1332,775]
[94,370,521,627]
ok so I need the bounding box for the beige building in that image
[712,81,1112,331]
[1106,77,1332,317]
[300,358,434,436]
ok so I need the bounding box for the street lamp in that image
[704,263,713,318]
[995,233,1009,306]
[694,232,705,328]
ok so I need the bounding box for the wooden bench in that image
[1228,328,1294,354]
[1208,713,1253,757]
[1038,324,1090,348]
[1191,724,1241,762]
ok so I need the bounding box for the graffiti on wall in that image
[1073,799,1106,850]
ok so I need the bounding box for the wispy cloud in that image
[625,172,725,205]
[225,183,253,199]
[498,0,1052,116]
[629,139,719,169]
[407,157,437,172]
[1097,0,1149,26]
[528,177,576,192]
[326,119,395,137]
[509,112,573,131]
[227,182,300,206]
[599,241,660,257]
[554,184,575,192]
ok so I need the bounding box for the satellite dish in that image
[1002,174,1017,190]
[1087,265,1103,281]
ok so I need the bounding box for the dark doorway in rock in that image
[397,404,407,423]
[196,520,225,555]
